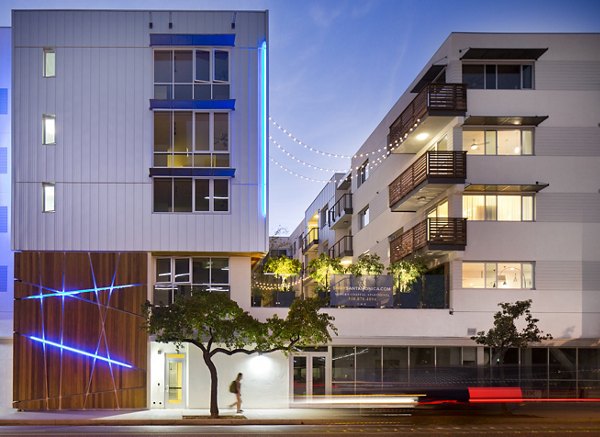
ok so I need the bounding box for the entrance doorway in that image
[292,352,329,402]
[165,353,186,408]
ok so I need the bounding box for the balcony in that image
[389,151,467,212]
[329,235,353,260]
[303,227,319,253]
[387,83,467,153]
[328,194,353,230]
[389,218,467,263]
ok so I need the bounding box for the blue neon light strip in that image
[27,336,133,368]
[150,34,235,47]
[260,40,268,218]
[24,283,141,300]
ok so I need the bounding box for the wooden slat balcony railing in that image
[388,151,467,210]
[329,235,353,259]
[302,227,319,253]
[387,83,467,149]
[389,218,467,263]
[328,193,353,228]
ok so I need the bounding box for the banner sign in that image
[330,274,393,308]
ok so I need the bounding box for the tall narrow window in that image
[42,115,56,145]
[43,48,55,78]
[359,206,370,229]
[357,160,369,187]
[42,183,55,212]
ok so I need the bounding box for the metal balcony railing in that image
[387,83,467,149]
[328,194,353,228]
[388,151,467,209]
[329,235,353,259]
[303,227,319,252]
[389,218,467,262]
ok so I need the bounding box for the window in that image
[427,200,448,219]
[463,63,533,90]
[357,160,369,187]
[359,206,369,229]
[43,48,55,77]
[154,49,230,100]
[463,129,533,155]
[154,111,229,168]
[463,194,534,221]
[42,183,55,213]
[42,114,55,145]
[462,262,534,289]
[320,204,328,229]
[153,178,229,213]
[153,257,230,305]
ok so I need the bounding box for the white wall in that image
[12,10,268,254]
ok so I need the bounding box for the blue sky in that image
[2,0,600,235]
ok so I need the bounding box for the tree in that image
[471,299,552,367]
[263,255,301,291]
[144,293,336,417]
[346,253,384,276]
[387,257,427,293]
[307,253,344,292]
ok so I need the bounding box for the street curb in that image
[0,418,359,426]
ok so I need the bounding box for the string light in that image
[270,137,349,173]
[270,157,336,184]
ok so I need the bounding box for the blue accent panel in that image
[150,34,235,47]
[149,168,236,178]
[0,265,6,292]
[0,88,7,114]
[26,336,133,368]
[150,99,235,110]
[0,148,6,174]
[0,206,7,233]
[260,40,268,218]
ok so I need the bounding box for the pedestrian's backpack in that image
[229,380,237,393]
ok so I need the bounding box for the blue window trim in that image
[149,168,236,178]
[150,99,235,110]
[150,34,235,47]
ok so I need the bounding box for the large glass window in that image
[463,128,534,155]
[463,63,534,90]
[462,262,535,289]
[154,111,229,168]
[153,257,230,305]
[154,49,230,100]
[43,48,55,78]
[463,194,534,221]
[154,178,230,213]
[42,114,56,145]
[42,183,55,213]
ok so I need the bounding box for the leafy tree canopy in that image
[144,292,336,417]
[263,255,302,290]
[387,257,427,292]
[346,253,384,277]
[471,299,552,364]
[307,253,344,291]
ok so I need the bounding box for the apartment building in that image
[286,33,600,400]
[12,10,268,410]
[0,27,13,410]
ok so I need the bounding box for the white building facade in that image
[12,9,270,410]
[286,33,600,401]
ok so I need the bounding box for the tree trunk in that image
[202,351,219,418]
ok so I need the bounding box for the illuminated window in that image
[43,48,55,77]
[42,183,55,213]
[153,111,229,168]
[463,128,533,155]
[154,49,230,100]
[153,257,230,305]
[462,262,534,289]
[42,114,56,145]
[463,194,534,221]
[153,178,229,213]
[427,200,448,219]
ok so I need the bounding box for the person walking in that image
[228,372,243,413]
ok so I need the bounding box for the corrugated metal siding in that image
[537,193,600,223]
[535,127,600,156]
[537,61,600,91]
[13,10,268,253]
